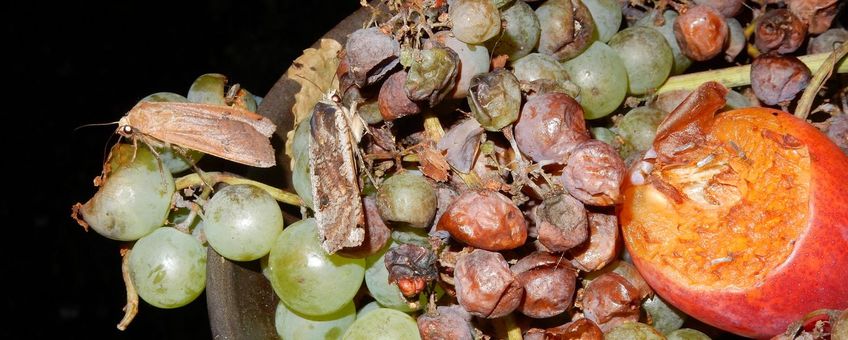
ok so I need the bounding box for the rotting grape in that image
[76,144,174,241]
[467,68,522,131]
[449,0,500,45]
[514,92,589,162]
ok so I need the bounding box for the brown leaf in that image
[417,146,450,182]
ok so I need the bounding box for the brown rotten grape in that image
[581,272,643,332]
[417,304,475,340]
[750,53,811,106]
[437,189,527,251]
[568,210,621,272]
[379,70,421,121]
[755,9,807,54]
[453,249,524,318]
[533,193,588,252]
[345,28,400,87]
[511,251,578,318]
[514,92,589,162]
[674,5,728,61]
[560,139,625,206]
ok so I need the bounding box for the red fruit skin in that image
[622,108,848,338]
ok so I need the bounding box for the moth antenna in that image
[100,133,122,181]
[74,120,121,132]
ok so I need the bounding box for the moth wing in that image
[127,102,277,167]
[309,101,365,253]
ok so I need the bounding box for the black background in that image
[6,0,360,338]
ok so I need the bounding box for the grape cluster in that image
[74,0,848,338]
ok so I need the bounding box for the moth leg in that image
[137,134,171,187]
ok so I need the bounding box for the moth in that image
[308,91,370,254]
[117,101,277,168]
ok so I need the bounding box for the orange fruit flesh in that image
[623,109,810,289]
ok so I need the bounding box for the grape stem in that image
[492,314,523,340]
[795,42,848,120]
[117,246,138,331]
[174,172,303,206]
[656,51,848,95]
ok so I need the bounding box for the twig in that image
[175,172,302,206]
[795,42,848,120]
[657,51,848,94]
[492,314,523,340]
[117,246,138,331]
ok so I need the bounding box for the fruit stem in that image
[493,313,523,340]
[117,246,138,331]
[657,51,848,95]
[795,42,848,120]
[174,172,303,206]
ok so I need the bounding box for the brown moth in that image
[309,93,368,254]
[117,101,277,168]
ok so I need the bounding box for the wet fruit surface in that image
[621,85,848,338]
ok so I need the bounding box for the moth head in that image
[116,116,134,137]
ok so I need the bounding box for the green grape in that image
[510,53,569,83]
[591,126,620,148]
[275,300,356,340]
[611,106,666,158]
[608,27,673,95]
[203,184,284,261]
[488,0,540,61]
[561,41,628,119]
[376,172,437,228]
[268,218,365,316]
[291,119,314,209]
[605,322,666,340]
[129,227,206,309]
[449,0,501,44]
[666,328,712,340]
[138,92,204,173]
[79,144,174,241]
[643,295,687,335]
[365,241,418,312]
[356,301,382,319]
[342,308,421,340]
[583,0,623,43]
[187,73,228,105]
[635,11,693,75]
[140,91,188,103]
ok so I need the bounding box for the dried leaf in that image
[417,146,450,182]
[284,38,343,164]
[436,118,484,173]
